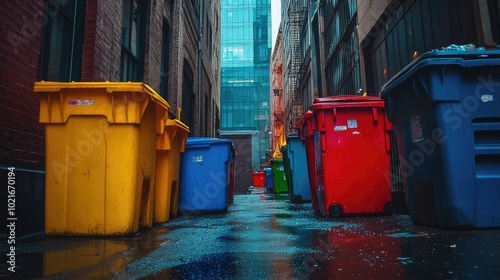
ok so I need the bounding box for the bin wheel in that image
[292,195,302,203]
[384,202,395,215]
[328,204,343,218]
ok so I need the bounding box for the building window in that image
[39,0,85,81]
[487,0,500,44]
[121,0,144,81]
[182,61,195,133]
[160,18,170,100]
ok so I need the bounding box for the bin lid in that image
[286,132,299,141]
[186,137,232,146]
[296,110,313,127]
[270,158,284,163]
[166,119,190,133]
[380,49,500,99]
[313,95,384,110]
[296,111,314,139]
[33,81,171,110]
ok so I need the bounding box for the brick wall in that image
[161,1,200,134]
[169,1,181,111]
[0,0,46,236]
[82,0,122,81]
[143,1,162,91]
[200,0,221,137]
[0,0,45,167]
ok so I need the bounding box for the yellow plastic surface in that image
[43,240,131,276]
[33,81,170,236]
[154,119,190,223]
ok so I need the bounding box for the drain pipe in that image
[197,0,204,136]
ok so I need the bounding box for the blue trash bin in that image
[285,133,311,203]
[179,137,233,213]
[264,167,273,193]
[380,49,500,229]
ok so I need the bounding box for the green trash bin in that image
[270,158,288,194]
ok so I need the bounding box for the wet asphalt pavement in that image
[1,192,500,279]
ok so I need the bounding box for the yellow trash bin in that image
[154,119,190,223]
[33,81,170,236]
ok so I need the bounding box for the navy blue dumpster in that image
[179,137,234,213]
[264,167,273,193]
[380,49,500,229]
[284,133,311,203]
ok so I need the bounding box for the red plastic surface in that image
[251,171,266,187]
[312,96,392,216]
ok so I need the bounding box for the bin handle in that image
[412,74,429,105]
[332,108,337,123]
[385,118,393,154]
[321,132,327,153]
[372,107,378,124]
[385,130,392,153]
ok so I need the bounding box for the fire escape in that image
[284,0,307,134]
[271,60,285,158]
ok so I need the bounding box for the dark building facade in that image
[274,0,500,211]
[357,0,500,205]
[322,0,361,96]
[359,0,500,94]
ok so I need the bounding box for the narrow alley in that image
[2,193,499,279]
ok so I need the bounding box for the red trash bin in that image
[312,96,394,217]
[296,110,320,213]
[251,171,266,187]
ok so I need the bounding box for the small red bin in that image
[251,171,266,187]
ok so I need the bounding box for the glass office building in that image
[221,0,272,170]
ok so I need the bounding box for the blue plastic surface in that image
[285,133,311,202]
[380,50,500,228]
[179,137,233,213]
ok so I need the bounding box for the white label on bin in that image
[334,125,347,131]
[68,100,95,106]
[347,119,357,129]
[481,95,494,103]
[410,115,424,143]
[192,154,203,162]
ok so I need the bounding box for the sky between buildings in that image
[271,0,281,46]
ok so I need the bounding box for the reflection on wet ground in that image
[1,193,499,279]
